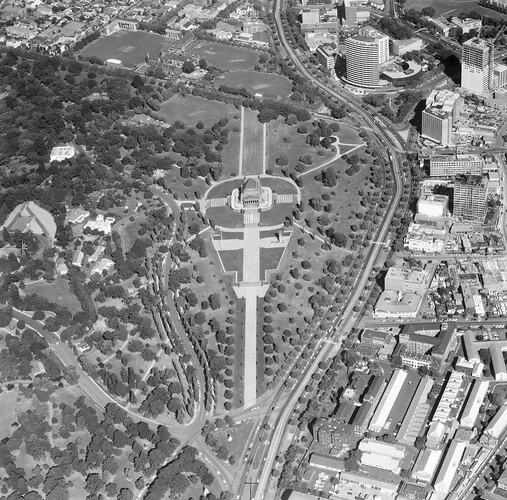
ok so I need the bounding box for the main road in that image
[243,0,408,498]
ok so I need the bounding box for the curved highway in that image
[245,0,408,498]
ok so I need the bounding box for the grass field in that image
[80,31,172,68]
[215,71,292,99]
[260,247,285,280]
[338,124,363,145]
[207,206,244,229]
[262,177,298,195]
[189,41,260,71]
[25,278,81,313]
[241,109,264,176]
[159,95,237,127]
[218,249,243,281]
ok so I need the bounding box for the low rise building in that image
[429,153,483,177]
[374,291,422,318]
[450,17,482,34]
[417,194,449,218]
[358,439,406,474]
[308,452,345,474]
[385,265,433,296]
[84,214,115,235]
[338,470,400,498]
[369,369,407,432]
[390,37,423,56]
[50,144,76,163]
[433,440,467,498]
[459,379,489,429]
[411,448,443,484]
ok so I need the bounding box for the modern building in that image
[316,44,336,70]
[429,154,483,177]
[385,266,432,296]
[450,17,482,34]
[314,420,359,449]
[492,63,507,89]
[411,448,443,484]
[421,90,463,146]
[345,28,389,87]
[491,345,507,381]
[369,369,407,432]
[358,439,406,474]
[459,379,489,429]
[390,37,423,56]
[374,290,422,318]
[433,440,467,498]
[453,176,489,222]
[461,38,492,96]
[417,194,449,218]
[0,201,56,244]
[101,18,138,36]
[339,0,371,27]
[308,452,346,474]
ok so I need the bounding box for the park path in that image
[238,106,245,176]
[299,140,365,178]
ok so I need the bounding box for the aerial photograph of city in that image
[4,0,507,498]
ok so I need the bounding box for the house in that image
[0,201,56,244]
[65,207,90,225]
[50,144,76,162]
[92,258,115,275]
[84,214,115,235]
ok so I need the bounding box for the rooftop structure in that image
[385,266,432,296]
[433,440,466,498]
[429,153,484,177]
[484,404,507,442]
[397,377,434,445]
[432,371,465,425]
[358,439,406,474]
[417,194,449,218]
[1,201,56,244]
[411,448,443,484]
[460,379,489,429]
[369,369,407,432]
[374,290,422,318]
[49,144,77,163]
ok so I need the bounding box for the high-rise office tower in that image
[345,28,389,87]
[461,38,492,96]
[453,176,489,222]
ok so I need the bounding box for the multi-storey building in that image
[316,44,336,70]
[345,27,389,87]
[453,175,489,222]
[421,90,463,146]
[461,38,492,96]
[429,154,483,177]
[302,8,320,24]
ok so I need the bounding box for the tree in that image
[199,58,208,70]
[182,61,195,74]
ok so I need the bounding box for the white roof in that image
[460,379,489,428]
[369,369,407,431]
[433,440,466,495]
[412,448,443,482]
[485,404,507,439]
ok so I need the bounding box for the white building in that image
[450,17,482,34]
[83,214,116,235]
[432,371,465,424]
[433,440,467,498]
[391,37,423,56]
[429,154,483,177]
[92,258,115,275]
[316,44,336,70]
[412,448,443,484]
[358,439,406,474]
[369,369,407,432]
[459,379,489,429]
[302,8,319,24]
[461,38,492,96]
[422,90,463,146]
[50,144,76,163]
[492,63,507,90]
[417,194,448,218]
[345,27,389,87]
[484,404,507,441]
